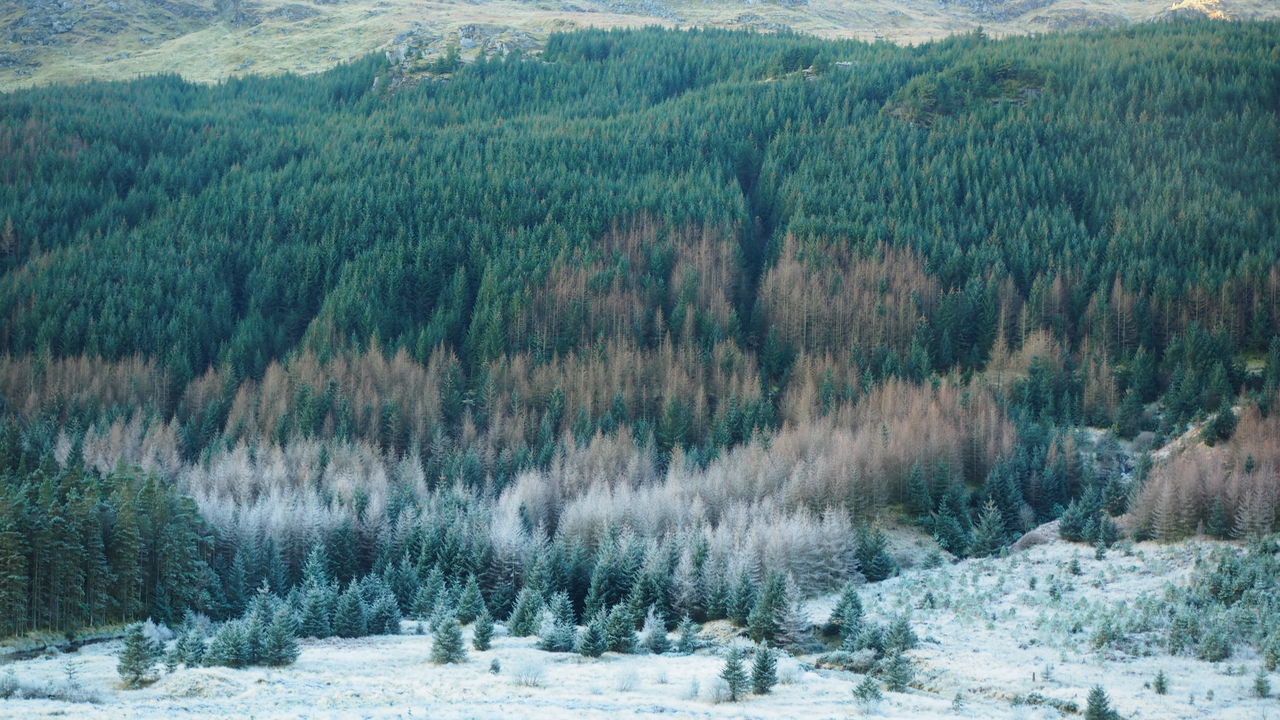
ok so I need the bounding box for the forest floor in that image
[3,534,1276,719]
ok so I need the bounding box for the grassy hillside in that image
[2,0,1278,91]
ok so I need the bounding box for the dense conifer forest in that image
[0,21,1278,641]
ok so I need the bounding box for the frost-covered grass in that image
[2,537,1278,719]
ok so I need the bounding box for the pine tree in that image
[300,583,334,638]
[853,675,882,706]
[605,603,637,654]
[856,527,896,582]
[431,616,466,664]
[884,613,917,652]
[204,621,250,668]
[828,581,864,641]
[751,642,777,695]
[642,607,670,654]
[261,607,300,666]
[719,645,748,702]
[507,587,543,637]
[472,607,494,651]
[1201,397,1236,445]
[1152,670,1168,695]
[367,590,402,635]
[176,625,206,667]
[412,565,445,619]
[748,572,786,645]
[906,462,932,519]
[931,507,969,557]
[881,650,913,692]
[967,499,1007,558]
[1085,685,1116,720]
[1254,667,1271,698]
[117,622,160,688]
[575,612,607,657]
[333,582,367,638]
[676,615,699,654]
[456,574,484,624]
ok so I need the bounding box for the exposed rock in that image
[265,3,319,21]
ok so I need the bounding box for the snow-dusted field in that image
[2,538,1277,720]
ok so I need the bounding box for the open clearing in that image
[3,536,1275,719]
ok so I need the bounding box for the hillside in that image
[0,22,1277,719]
[2,0,1278,91]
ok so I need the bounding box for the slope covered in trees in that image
[0,21,1278,638]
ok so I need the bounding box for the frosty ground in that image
[2,536,1275,720]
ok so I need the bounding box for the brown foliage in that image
[757,237,938,356]
[1132,395,1280,540]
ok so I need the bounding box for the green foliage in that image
[333,582,367,639]
[852,675,882,705]
[1152,670,1168,695]
[880,650,914,692]
[1085,685,1118,720]
[676,615,699,654]
[967,499,1007,557]
[575,612,607,657]
[748,572,787,645]
[431,616,467,664]
[204,620,251,668]
[117,623,161,688]
[642,608,671,654]
[261,607,300,666]
[1254,667,1271,699]
[828,582,864,641]
[472,607,494,651]
[605,603,638,654]
[856,528,896,582]
[719,645,748,702]
[507,587,543,638]
[456,575,484,625]
[751,643,777,695]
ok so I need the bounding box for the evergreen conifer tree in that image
[676,615,699,654]
[299,583,334,638]
[748,572,786,645]
[828,581,864,640]
[751,642,777,694]
[856,527,896,582]
[473,607,494,651]
[333,582,367,638]
[1153,670,1168,695]
[642,607,670,654]
[456,575,484,625]
[175,626,206,667]
[576,612,608,657]
[507,587,543,637]
[367,589,402,635]
[204,621,250,669]
[1085,685,1117,720]
[261,607,300,666]
[719,645,748,702]
[431,616,466,664]
[117,622,160,688]
[853,676,882,707]
[884,613,917,652]
[967,499,1007,558]
[1254,667,1271,698]
[605,603,637,654]
[881,650,913,691]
